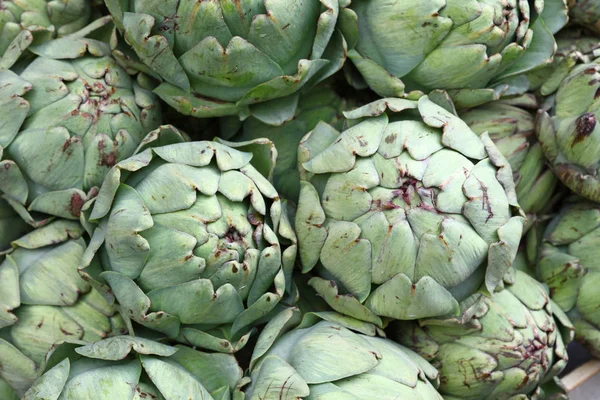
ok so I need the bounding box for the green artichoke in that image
[568,0,600,34]
[241,308,442,399]
[82,138,297,353]
[0,220,127,396]
[295,96,525,324]
[0,0,93,66]
[393,270,573,400]
[105,0,346,124]
[23,336,243,400]
[0,23,162,224]
[536,201,600,357]
[459,95,558,216]
[537,56,600,202]
[234,85,351,202]
[338,0,568,108]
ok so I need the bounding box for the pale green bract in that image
[393,270,573,400]
[295,96,525,325]
[0,220,127,396]
[82,138,297,353]
[105,0,346,124]
[240,308,442,400]
[22,336,243,400]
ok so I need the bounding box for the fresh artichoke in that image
[0,23,162,224]
[81,138,297,353]
[537,56,600,202]
[105,0,346,124]
[241,308,442,399]
[23,336,243,400]
[536,201,600,357]
[338,0,568,108]
[392,270,573,400]
[295,96,525,324]
[234,85,351,202]
[0,220,127,396]
[568,0,600,34]
[459,95,558,216]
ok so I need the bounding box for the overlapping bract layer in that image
[295,96,524,325]
[0,220,127,396]
[23,336,243,400]
[105,0,345,122]
[568,0,600,34]
[393,271,573,400]
[339,0,567,107]
[83,139,297,353]
[242,309,442,399]
[537,201,600,357]
[0,28,162,224]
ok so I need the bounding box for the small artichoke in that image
[23,336,243,400]
[0,24,162,224]
[0,220,127,396]
[241,309,442,399]
[338,0,568,108]
[537,56,600,202]
[392,270,573,400]
[459,95,558,216]
[295,96,525,324]
[568,0,600,34]
[536,201,600,357]
[82,137,297,353]
[105,0,346,123]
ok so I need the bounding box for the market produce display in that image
[4,1,600,399]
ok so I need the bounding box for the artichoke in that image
[537,56,600,202]
[338,0,568,108]
[568,0,600,34]
[234,85,351,202]
[0,23,162,224]
[23,336,243,400]
[536,201,600,357]
[82,138,297,353]
[0,220,127,396]
[393,270,573,400]
[105,0,346,123]
[241,308,442,399]
[459,95,558,216]
[295,96,525,324]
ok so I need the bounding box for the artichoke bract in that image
[536,201,600,357]
[295,96,525,325]
[235,85,351,202]
[0,220,127,396]
[23,336,243,400]
[241,308,442,399]
[0,0,93,67]
[105,0,345,124]
[0,21,162,224]
[460,95,558,216]
[338,0,567,108]
[392,270,573,400]
[0,197,30,256]
[82,138,297,353]
[568,0,600,34]
[537,56,600,202]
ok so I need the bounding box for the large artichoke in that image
[536,201,600,357]
[0,220,127,396]
[105,0,346,123]
[23,336,243,400]
[240,308,442,399]
[295,96,525,325]
[338,0,568,108]
[392,270,573,400]
[82,138,297,353]
[537,56,600,202]
[568,0,600,34]
[0,23,162,224]
[459,95,558,216]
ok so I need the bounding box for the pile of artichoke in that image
[4,1,600,399]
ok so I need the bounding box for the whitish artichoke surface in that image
[393,270,573,400]
[295,96,525,325]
